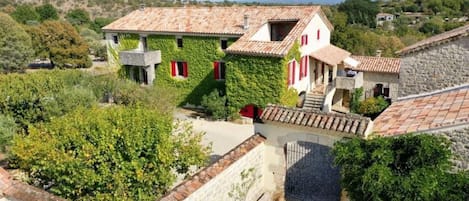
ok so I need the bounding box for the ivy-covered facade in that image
[103,6,358,116]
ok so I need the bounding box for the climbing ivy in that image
[225,42,300,115]
[148,35,235,105]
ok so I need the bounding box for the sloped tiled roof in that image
[374,84,469,136]
[103,6,330,57]
[159,134,266,201]
[260,105,372,137]
[0,168,64,201]
[351,55,400,74]
[397,23,469,55]
[310,45,351,66]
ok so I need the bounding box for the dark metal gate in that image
[285,141,341,201]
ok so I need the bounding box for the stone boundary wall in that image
[160,134,266,201]
[435,126,469,170]
[399,37,469,97]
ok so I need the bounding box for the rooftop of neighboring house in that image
[103,6,333,57]
[159,134,266,201]
[0,168,65,201]
[397,23,469,55]
[310,44,351,66]
[260,104,372,137]
[374,84,469,136]
[351,55,400,74]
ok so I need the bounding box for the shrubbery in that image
[333,134,469,201]
[0,114,17,152]
[357,96,389,116]
[201,89,227,120]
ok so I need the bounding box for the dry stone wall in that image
[399,37,469,97]
[435,126,469,171]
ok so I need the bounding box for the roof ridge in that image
[397,83,469,102]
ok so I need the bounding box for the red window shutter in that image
[213,61,220,80]
[304,56,308,77]
[292,61,296,85]
[299,58,303,80]
[287,63,291,86]
[305,34,308,45]
[171,61,176,77]
[317,29,320,40]
[183,62,188,77]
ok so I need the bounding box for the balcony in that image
[119,50,161,66]
[335,72,363,90]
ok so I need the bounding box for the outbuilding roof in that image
[260,104,372,137]
[310,44,351,66]
[103,6,332,57]
[351,55,400,74]
[397,23,469,55]
[374,84,469,136]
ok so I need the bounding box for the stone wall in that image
[184,143,265,201]
[399,37,469,97]
[362,72,399,101]
[435,126,469,171]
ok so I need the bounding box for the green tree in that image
[27,21,91,68]
[65,9,90,26]
[333,134,469,201]
[35,4,59,22]
[10,4,39,24]
[90,17,115,34]
[0,114,17,152]
[11,106,210,200]
[0,13,34,73]
[338,0,380,28]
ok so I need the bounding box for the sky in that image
[210,0,344,5]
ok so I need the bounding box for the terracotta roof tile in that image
[310,45,351,66]
[103,6,325,57]
[260,105,372,136]
[397,23,469,55]
[374,84,469,136]
[351,55,400,74]
[0,168,65,201]
[159,134,266,201]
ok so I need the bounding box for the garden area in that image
[0,70,211,200]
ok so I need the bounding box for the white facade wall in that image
[184,143,266,201]
[251,23,271,41]
[300,13,331,54]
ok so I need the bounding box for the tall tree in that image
[338,0,380,28]
[11,106,210,200]
[0,13,34,72]
[27,21,92,68]
[10,4,39,24]
[66,9,90,26]
[35,4,59,22]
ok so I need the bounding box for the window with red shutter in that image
[301,35,308,46]
[304,56,308,77]
[317,29,320,40]
[171,61,176,77]
[305,34,308,45]
[183,62,188,77]
[299,58,303,80]
[214,61,220,80]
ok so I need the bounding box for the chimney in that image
[243,14,249,30]
[139,3,145,11]
[376,50,382,57]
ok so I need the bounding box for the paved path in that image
[174,109,254,160]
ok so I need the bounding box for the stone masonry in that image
[435,127,469,171]
[399,37,469,97]
[362,72,399,101]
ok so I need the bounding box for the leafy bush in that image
[0,13,34,73]
[35,4,59,22]
[281,88,299,107]
[201,89,227,120]
[0,114,17,152]
[65,9,90,26]
[350,87,363,114]
[357,96,389,116]
[11,106,210,200]
[10,4,39,24]
[333,134,469,201]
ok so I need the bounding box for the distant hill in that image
[234,0,344,5]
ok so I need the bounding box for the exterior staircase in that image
[303,92,325,111]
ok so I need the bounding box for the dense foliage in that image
[333,134,469,201]
[11,106,210,200]
[201,89,227,120]
[357,96,389,117]
[66,8,91,26]
[0,114,17,152]
[35,4,58,22]
[26,21,91,68]
[350,87,363,114]
[10,4,39,24]
[338,0,380,28]
[0,13,34,73]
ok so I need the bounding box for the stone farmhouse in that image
[103,6,373,117]
[397,23,469,97]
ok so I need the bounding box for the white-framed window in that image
[171,60,188,78]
